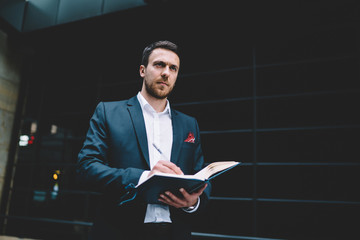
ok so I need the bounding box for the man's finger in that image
[159,191,185,208]
[195,183,208,194]
[158,160,184,175]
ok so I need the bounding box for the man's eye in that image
[155,62,165,67]
[170,66,178,71]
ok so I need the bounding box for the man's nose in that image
[161,66,170,78]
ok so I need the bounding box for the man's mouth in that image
[158,81,168,86]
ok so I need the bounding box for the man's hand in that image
[148,160,184,176]
[158,184,208,209]
[149,160,207,209]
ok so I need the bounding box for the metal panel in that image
[0,0,26,31]
[57,0,103,25]
[1,0,148,32]
[103,0,146,14]
[23,0,59,32]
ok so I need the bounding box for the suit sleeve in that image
[193,118,212,211]
[76,102,143,197]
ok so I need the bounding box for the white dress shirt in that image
[137,92,173,223]
[137,92,200,223]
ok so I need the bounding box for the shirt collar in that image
[137,92,171,117]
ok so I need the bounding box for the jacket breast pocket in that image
[182,142,195,149]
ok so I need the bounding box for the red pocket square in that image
[184,132,195,143]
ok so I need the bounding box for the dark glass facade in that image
[1,2,360,239]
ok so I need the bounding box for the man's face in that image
[140,48,180,99]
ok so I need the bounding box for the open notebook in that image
[132,161,241,204]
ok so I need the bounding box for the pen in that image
[152,143,170,162]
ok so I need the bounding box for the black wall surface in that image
[1,1,360,239]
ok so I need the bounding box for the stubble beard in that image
[144,78,174,100]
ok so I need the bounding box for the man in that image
[77,40,211,240]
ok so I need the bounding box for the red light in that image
[28,136,35,145]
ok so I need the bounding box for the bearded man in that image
[77,40,211,240]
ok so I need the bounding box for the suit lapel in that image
[170,109,183,165]
[127,96,150,167]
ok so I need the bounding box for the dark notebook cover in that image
[136,162,241,204]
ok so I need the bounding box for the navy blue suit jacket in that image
[77,96,211,239]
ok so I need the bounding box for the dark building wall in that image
[0,29,22,207]
[1,1,360,239]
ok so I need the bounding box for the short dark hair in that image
[141,40,180,67]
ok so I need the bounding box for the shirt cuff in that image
[182,197,200,213]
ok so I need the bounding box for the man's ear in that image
[139,65,146,77]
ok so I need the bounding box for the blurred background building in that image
[0,0,359,239]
